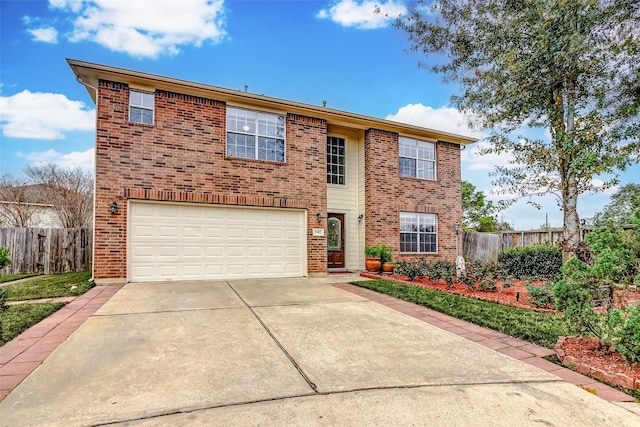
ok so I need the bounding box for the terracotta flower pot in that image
[365,258,382,272]
[381,262,395,273]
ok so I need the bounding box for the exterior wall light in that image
[110,202,118,215]
[316,213,324,223]
[358,214,364,223]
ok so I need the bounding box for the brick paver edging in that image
[0,285,122,401]
[333,282,635,403]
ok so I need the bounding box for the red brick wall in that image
[94,80,327,279]
[364,129,462,262]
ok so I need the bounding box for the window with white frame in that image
[327,136,346,185]
[226,106,285,162]
[129,90,154,124]
[400,212,438,253]
[399,136,436,180]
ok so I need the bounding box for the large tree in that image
[462,180,500,232]
[398,0,640,259]
[25,165,93,228]
[592,183,640,225]
[0,175,40,227]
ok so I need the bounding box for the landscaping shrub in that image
[525,283,555,309]
[394,259,426,281]
[458,260,506,292]
[0,287,7,341]
[498,245,562,280]
[0,246,11,270]
[610,303,640,364]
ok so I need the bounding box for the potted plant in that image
[380,244,395,273]
[365,245,382,272]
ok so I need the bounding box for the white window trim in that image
[400,212,438,254]
[399,136,437,180]
[129,90,154,125]
[226,106,286,162]
[327,136,346,185]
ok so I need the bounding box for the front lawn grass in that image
[0,302,66,346]
[3,272,93,302]
[0,273,40,284]
[352,279,570,348]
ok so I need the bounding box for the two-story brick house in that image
[68,59,476,283]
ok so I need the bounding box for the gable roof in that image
[67,58,478,146]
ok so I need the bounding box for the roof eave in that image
[67,58,478,145]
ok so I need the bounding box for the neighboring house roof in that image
[67,58,478,146]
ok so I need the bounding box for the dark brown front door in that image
[327,213,345,269]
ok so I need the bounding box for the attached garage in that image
[127,201,307,282]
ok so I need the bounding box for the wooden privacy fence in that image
[463,229,566,262]
[0,228,92,275]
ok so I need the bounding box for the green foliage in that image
[584,218,639,285]
[0,246,11,270]
[0,302,65,346]
[498,245,562,280]
[0,287,7,341]
[365,243,394,263]
[458,260,506,292]
[593,184,640,226]
[365,245,382,258]
[380,244,394,263]
[609,304,640,364]
[394,259,425,281]
[525,283,555,309]
[461,181,502,232]
[351,279,570,348]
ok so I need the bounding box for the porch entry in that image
[327,213,345,269]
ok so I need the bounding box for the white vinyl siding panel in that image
[327,131,363,270]
[128,202,306,282]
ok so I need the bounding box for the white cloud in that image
[27,26,59,43]
[17,148,95,171]
[385,103,482,137]
[48,0,227,58]
[317,0,406,29]
[461,141,515,171]
[0,90,95,139]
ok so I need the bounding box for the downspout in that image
[74,76,99,283]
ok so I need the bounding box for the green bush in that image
[610,304,640,364]
[0,287,7,342]
[394,259,425,281]
[498,245,562,280]
[0,246,11,270]
[525,283,555,309]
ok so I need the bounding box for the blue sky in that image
[1,0,637,230]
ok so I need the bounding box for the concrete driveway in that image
[1,276,638,426]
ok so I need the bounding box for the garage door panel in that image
[129,202,306,282]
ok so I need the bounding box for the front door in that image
[327,213,345,269]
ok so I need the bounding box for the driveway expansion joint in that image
[225,281,319,394]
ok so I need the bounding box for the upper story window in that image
[399,137,436,180]
[327,136,345,185]
[400,212,438,254]
[226,106,285,162]
[129,90,154,124]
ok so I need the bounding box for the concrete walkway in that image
[0,276,638,426]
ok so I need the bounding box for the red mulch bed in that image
[361,272,640,392]
[361,272,559,313]
[556,337,640,390]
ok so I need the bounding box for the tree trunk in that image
[560,76,581,262]
[562,173,581,262]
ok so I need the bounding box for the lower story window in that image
[400,212,437,253]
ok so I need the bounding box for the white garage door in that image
[128,202,307,282]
